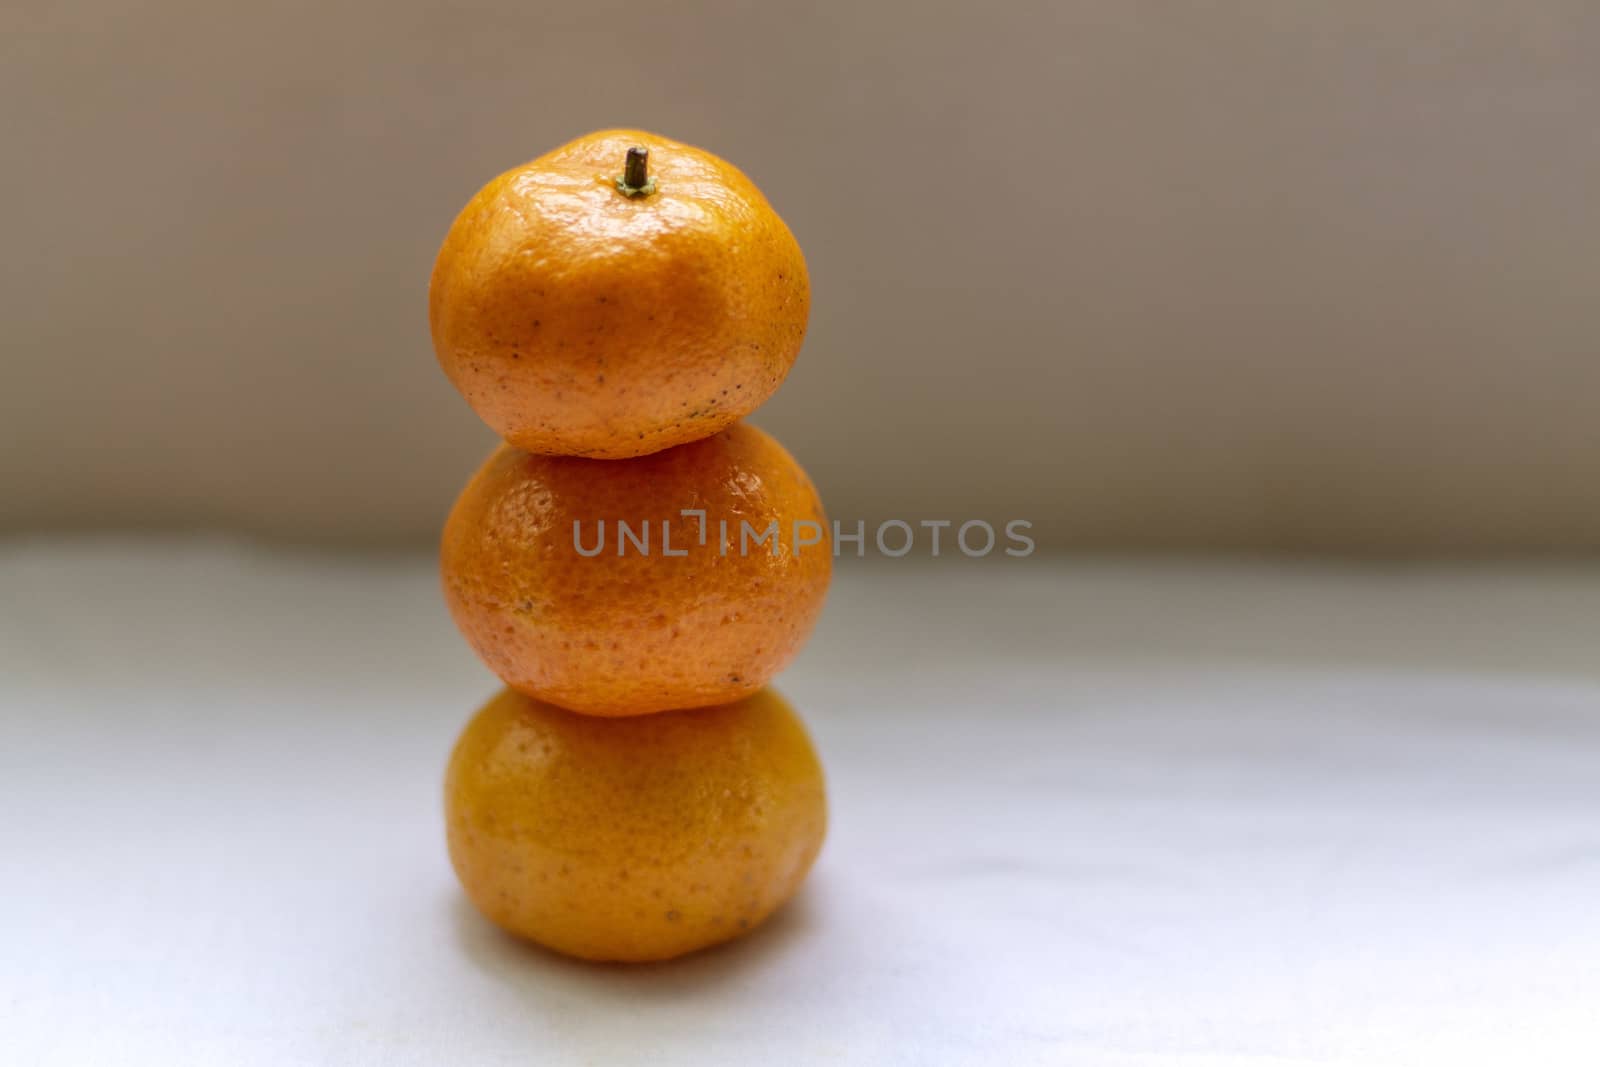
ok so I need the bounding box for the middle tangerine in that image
[440,422,831,716]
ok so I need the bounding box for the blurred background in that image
[6,1,1600,553]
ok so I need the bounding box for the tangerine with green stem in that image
[430,129,810,458]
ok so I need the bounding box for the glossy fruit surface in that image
[445,685,827,962]
[440,422,831,716]
[430,128,809,458]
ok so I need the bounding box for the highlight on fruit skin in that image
[429,128,810,459]
[445,685,827,963]
[439,422,832,717]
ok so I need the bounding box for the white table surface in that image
[3,538,1600,1065]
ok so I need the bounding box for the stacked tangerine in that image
[431,130,830,962]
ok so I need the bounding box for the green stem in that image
[615,146,657,198]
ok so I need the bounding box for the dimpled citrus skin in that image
[441,422,831,716]
[446,685,827,962]
[429,129,810,458]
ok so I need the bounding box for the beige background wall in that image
[4,2,1599,553]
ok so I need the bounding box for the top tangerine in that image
[430,129,810,458]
